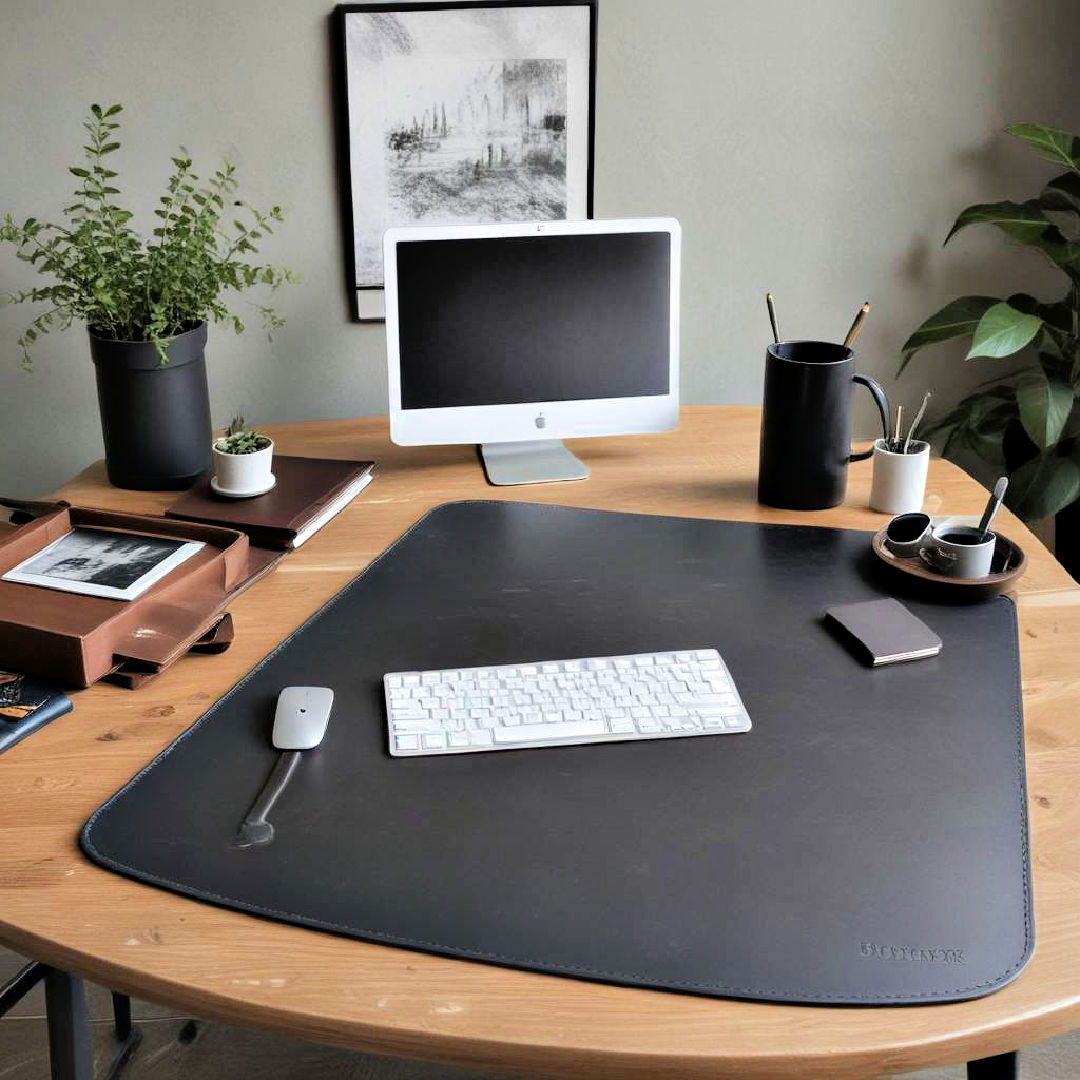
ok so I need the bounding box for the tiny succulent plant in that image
[215,415,270,455]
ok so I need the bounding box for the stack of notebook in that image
[167,455,375,585]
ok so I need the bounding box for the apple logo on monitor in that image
[535,414,546,429]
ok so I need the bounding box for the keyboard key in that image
[677,692,729,706]
[393,719,440,733]
[494,719,606,744]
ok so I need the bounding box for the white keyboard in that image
[384,649,752,757]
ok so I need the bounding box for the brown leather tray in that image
[0,502,254,688]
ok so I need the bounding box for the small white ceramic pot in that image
[211,439,274,497]
[869,439,929,515]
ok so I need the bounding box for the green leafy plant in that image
[900,122,1080,520]
[0,103,299,369]
[215,415,270,455]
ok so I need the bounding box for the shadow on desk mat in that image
[81,501,1032,1005]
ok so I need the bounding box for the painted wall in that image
[2,0,1079,497]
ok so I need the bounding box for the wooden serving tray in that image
[870,525,1026,601]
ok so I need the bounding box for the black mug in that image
[757,341,890,511]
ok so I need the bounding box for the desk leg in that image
[3,963,142,1080]
[967,1051,1018,1079]
[44,968,93,1080]
[0,960,47,1015]
[103,992,142,1080]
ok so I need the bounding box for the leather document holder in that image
[0,501,249,688]
[82,503,1032,1004]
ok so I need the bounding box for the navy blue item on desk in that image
[81,503,1031,1005]
[0,674,73,754]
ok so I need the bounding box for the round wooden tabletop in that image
[3,408,1079,1079]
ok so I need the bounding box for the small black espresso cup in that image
[758,341,890,510]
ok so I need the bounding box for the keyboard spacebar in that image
[493,719,608,744]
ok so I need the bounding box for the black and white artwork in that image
[337,2,595,319]
[2,527,204,601]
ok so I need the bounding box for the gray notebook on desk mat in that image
[81,502,1032,1005]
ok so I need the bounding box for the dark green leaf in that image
[1041,171,1080,215]
[1005,123,1080,171]
[1006,292,1039,314]
[104,104,123,117]
[945,200,1052,246]
[1038,348,1073,383]
[1008,455,1080,519]
[100,142,120,154]
[69,167,90,178]
[966,302,1043,359]
[1016,368,1074,448]
[898,296,999,374]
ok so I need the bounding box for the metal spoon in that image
[978,476,1009,543]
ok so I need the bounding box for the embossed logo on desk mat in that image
[81,502,1032,1005]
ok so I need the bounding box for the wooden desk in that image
[2,407,1078,1080]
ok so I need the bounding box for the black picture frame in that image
[331,0,597,322]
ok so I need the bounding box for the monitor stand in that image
[479,440,590,486]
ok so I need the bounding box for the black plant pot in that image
[89,322,212,490]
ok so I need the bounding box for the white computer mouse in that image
[272,687,335,750]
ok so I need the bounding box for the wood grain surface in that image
[2,407,1078,1079]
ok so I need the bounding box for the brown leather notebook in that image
[166,456,374,551]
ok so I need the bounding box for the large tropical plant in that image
[900,123,1080,520]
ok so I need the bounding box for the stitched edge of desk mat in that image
[81,501,1033,1004]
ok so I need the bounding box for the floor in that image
[2,947,1077,1079]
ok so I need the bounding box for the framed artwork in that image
[333,1,597,321]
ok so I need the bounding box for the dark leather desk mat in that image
[81,502,1032,1004]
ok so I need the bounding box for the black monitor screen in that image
[395,231,671,410]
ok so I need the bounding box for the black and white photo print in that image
[2,527,205,601]
[336,1,596,319]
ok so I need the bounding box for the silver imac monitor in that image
[383,217,680,485]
